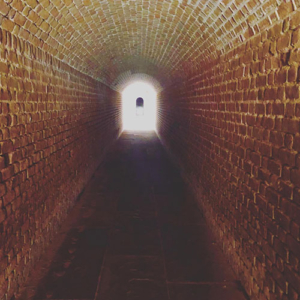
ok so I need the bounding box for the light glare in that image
[122,82,157,131]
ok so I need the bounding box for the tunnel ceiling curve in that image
[112,72,164,92]
[1,0,288,88]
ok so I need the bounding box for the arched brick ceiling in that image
[1,0,289,88]
[112,72,164,92]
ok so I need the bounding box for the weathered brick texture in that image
[0,28,122,299]
[1,0,299,299]
[0,0,281,86]
[158,12,300,300]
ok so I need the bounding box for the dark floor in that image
[18,131,248,300]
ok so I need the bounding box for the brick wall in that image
[157,11,300,300]
[0,28,122,299]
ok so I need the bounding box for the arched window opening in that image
[136,97,144,116]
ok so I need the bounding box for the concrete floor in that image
[19,132,248,300]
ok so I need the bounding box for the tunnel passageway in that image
[18,132,247,300]
[122,82,157,131]
[2,1,300,299]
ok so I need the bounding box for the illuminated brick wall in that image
[158,10,300,299]
[0,28,121,298]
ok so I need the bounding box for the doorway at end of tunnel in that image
[122,82,157,131]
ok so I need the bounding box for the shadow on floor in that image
[18,131,248,300]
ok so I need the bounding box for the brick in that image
[284,134,293,149]
[251,152,261,166]
[256,194,268,214]
[281,165,290,181]
[289,49,300,64]
[26,0,38,9]
[286,86,300,100]
[291,168,300,186]
[13,12,26,27]
[274,238,287,259]
[267,159,281,176]
[291,221,300,240]
[2,189,15,206]
[0,140,13,154]
[264,87,277,100]
[0,0,10,16]
[270,131,284,147]
[277,2,293,19]
[0,183,5,197]
[0,208,5,223]
[272,266,286,293]
[277,86,285,101]
[28,10,40,23]
[63,0,73,5]
[274,209,290,231]
[283,19,290,33]
[255,103,265,115]
[286,103,296,117]
[260,142,272,156]
[257,75,267,87]
[266,187,280,205]
[290,10,300,29]
[276,32,291,53]
[272,103,284,115]
[294,188,300,205]
[275,68,287,85]
[11,0,25,12]
[292,27,300,48]
[282,118,300,134]
[263,117,275,129]
[288,202,300,225]
[268,23,282,41]
[288,65,297,82]
[284,263,300,294]
[0,62,9,74]
[262,240,276,263]
[279,180,293,199]
[278,148,296,166]
[0,165,14,181]
[241,49,253,64]
[296,104,300,118]
[0,156,5,170]
[2,18,15,32]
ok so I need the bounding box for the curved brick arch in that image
[0,0,284,86]
[2,1,300,299]
[112,72,164,92]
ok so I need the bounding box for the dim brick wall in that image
[0,28,122,299]
[158,13,300,300]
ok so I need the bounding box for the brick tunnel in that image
[1,0,300,299]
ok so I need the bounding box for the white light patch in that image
[122,82,157,131]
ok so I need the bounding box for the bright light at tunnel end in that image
[122,81,157,132]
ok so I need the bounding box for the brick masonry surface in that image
[1,0,300,300]
[0,0,283,86]
[157,9,300,300]
[0,27,122,299]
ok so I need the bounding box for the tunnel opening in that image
[135,97,144,116]
[122,82,157,131]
